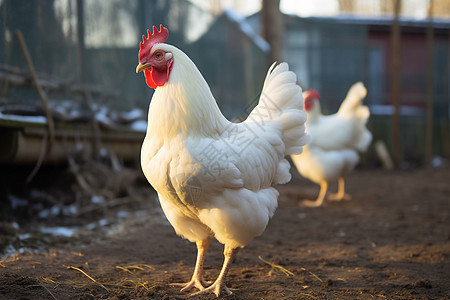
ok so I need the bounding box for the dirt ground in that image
[0,167,449,299]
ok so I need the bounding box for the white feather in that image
[291,145,359,185]
[291,82,372,192]
[141,44,309,248]
[306,82,372,152]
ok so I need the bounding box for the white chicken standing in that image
[291,82,372,207]
[135,25,309,296]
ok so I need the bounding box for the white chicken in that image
[135,25,309,296]
[291,82,372,207]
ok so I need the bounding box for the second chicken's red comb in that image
[139,25,169,62]
[303,89,320,102]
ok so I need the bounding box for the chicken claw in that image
[190,281,233,297]
[190,245,238,297]
[172,238,211,292]
[301,199,325,207]
[328,193,352,201]
[301,181,327,207]
[171,278,210,292]
[327,177,351,201]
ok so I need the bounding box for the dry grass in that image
[62,262,158,295]
[300,266,323,283]
[1,250,158,297]
[258,256,295,276]
[115,264,154,273]
[66,265,109,291]
[0,254,20,268]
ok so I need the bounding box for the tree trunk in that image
[391,0,402,167]
[425,0,434,165]
[76,0,85,83]
[261,0,283,63]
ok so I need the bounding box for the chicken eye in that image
[154,52,163,60]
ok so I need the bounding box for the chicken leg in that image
[172,238,211,292]
[302,181,328,207]
[328,176,351,201]
[191,245,238,297]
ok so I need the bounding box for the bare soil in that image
[1,167,449,299]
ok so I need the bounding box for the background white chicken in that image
[291,82,372,207]
[136,25,309,296]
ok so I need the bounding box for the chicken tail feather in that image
[337,82,372,152]
[248,62,309,156]
[337,81,367,116]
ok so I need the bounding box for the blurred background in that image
[1,0,449,167]
[0,0,449,253]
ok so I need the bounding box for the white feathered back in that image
[306,82,372,152]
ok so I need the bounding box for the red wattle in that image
[305,98,313,112]
[144,70,157,89]
[151,68,169,87]
[143,58,174,89]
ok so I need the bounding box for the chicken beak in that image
[136,62,149,73]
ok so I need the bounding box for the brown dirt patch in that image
[1,168,449,299]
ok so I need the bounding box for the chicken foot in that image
[302,181,328,207]
[172,238,211,292]
[191,245,239,297]
[328,176,351,201]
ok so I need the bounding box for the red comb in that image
[138,25,169,62]
[303,89,320,102]
[303,89,319,111]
